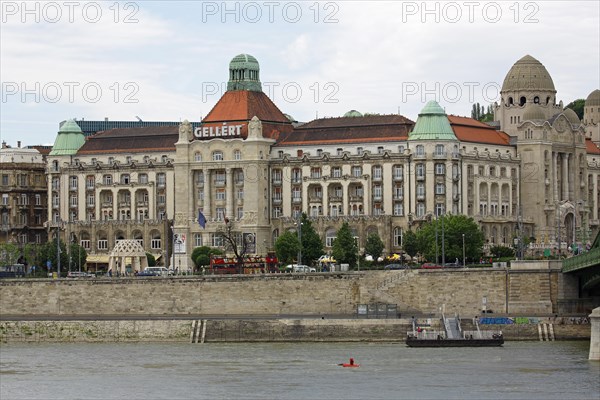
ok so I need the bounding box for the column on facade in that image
[445,160,453,215]
[553,151,559,203]
[225,168,234,219]
[594,173,599,221]
[341,181,350,217]
[562,153,569,201]
[363,177,371,216]
[127,188,134,221]
[112,188,118,220]
[204,169,211,219]
[474,172,480,217]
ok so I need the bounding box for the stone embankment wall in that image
[0,269,577,318]
[0,318,590,343]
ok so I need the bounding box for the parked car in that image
[284,264,316,273]
[384,263,406,270]
[137,269,160,277]
[143,267,171,276]
[66,271,94,278]
[421,263,443,269]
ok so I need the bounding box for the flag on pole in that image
[198,210,206,229]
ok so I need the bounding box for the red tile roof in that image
[586,138,600,155]
[277,115,414,146]
[203,90,292,125]
[77,126,178,154]
[448,115,511,146]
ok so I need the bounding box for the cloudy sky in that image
[1,0,598,146]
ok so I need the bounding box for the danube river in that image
[1,341,598,399]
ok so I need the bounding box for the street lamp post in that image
[296,217,303,266]
[462,233,466,266]
[56,219,61,278]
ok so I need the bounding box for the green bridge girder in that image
[563,232,600,293]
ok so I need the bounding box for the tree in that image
[299,213,323,266]
[470,102,494,122]
[403,230,419,258]
[67,243,88,271]
[275,230,300,265]
[565,99,585,120]
[331,222,358,268]
[191,246,223,269]
[146,252,157,267]
[490,245,515,258]
[414,215,484,263]
[37,239,69,277]
[364,232,384,259]
[216,219,250,273]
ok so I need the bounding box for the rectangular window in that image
[331,167,341,178]
[435,163,445,175]
[352,166,362,177]
[194,233,203,247]
[70,194,78,207]
[273,207,282,218]
[87,194,95,207]
[151,238,162,249]
[157,173,166,187]
[1,194,8,205]
[436,183,445,195]
[237,188,244,200]
[157,194,166,205]
[98,239,108,250]
[373,185,382,199]
[216,188,226,200]
[52,178,60,190]
[377,146,384,154]
[81,240,91,250]
[1,175,8,186]
[216,207,225,221]
[372,166,382,179]
[139,174,148,184]
[211,234,223,247]
[394,203,404,216]
[86,176,95,190]
[311,168,321,178]
[69,176,78,190]
[35,194,41,206]
[237,207,243,220]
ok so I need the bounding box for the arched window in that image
[212,151,223,161]
[194,152,202,162]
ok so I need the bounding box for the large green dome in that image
[409,101,456,141]
[49,119,85,155]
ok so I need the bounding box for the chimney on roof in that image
[17,141,21,148]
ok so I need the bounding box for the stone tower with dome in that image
[584,89,600,145]
[494,55,592,248]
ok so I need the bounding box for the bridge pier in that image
[590,307,600,360]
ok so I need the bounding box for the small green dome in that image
[409,101,456,141]
[586,89,600,107]
[59,119,83,133]
[523,103,546,121]
[343,110,363,118]
[49,119,85,156]
[563,108,580,124]
[229,54,259,69]
[227,54,262,92]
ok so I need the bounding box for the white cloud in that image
[1,0,598,145]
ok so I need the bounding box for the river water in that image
[1,341,598,400]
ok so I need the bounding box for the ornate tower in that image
[227,54,262,92]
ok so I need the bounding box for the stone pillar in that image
[553,152,558,203]
[589,307,600,360]
[562,153,569,201]
[594,173,599,221]
[226,168,233,218]
[204,169,211,219]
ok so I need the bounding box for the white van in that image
[284,264,316,273]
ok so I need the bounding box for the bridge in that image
[562,231,600,296]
